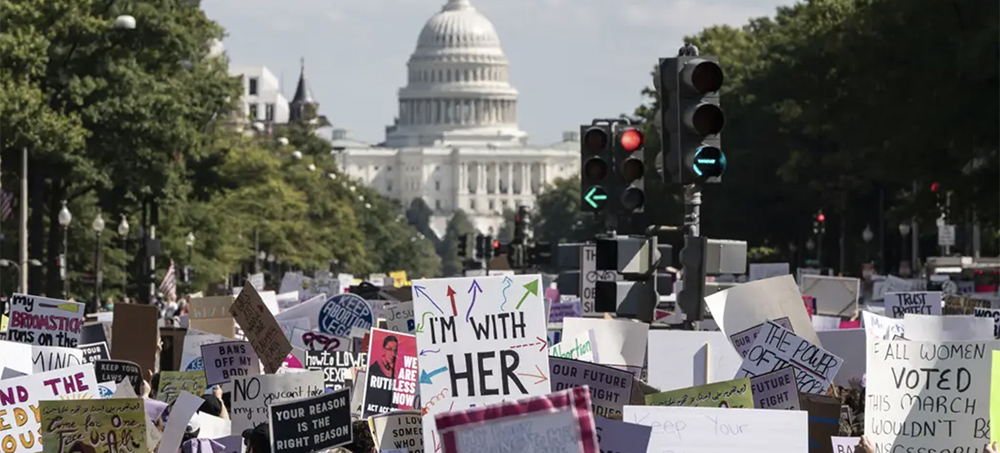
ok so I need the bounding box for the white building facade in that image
[229,65,290,125]
[335,0,579,237]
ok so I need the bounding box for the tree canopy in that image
[0,0,440,300]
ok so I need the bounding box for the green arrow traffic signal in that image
[584,186,608,210]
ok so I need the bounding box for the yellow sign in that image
[157,371,207,405]
[389,271,410,287]
[40,398,148,453]
[992,351,1000,443]
[646,377,754,408]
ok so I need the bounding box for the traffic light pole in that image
[684,185,701,238]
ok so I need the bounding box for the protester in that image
[242,423,271,453]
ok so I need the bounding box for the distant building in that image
[229,65,290,125]
[333,0,580,237]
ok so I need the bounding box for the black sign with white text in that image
[79,342,110,363]
[268,387,352,453]
[94,359,143,394]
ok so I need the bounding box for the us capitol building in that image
[330,0,580,238]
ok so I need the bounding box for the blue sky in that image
[202,0,797,145]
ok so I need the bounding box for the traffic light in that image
[514,206,530,243]
[812,211,826,235]
[526,242,553,267]
[615,126,646,212]
[658,56,726,184]
[474,234,486,259]
[580,124,613,212]
[458,233,470,258]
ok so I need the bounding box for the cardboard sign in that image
[363,328,418,417]
[625,405,808,452]
[79,341,110,363]
[729,317,794,358]
[305,350,366,390]
[413,275,551,452]
[180,329,231,372]
[646,377,753,408]
[230,282,293,373]
[368,411,423,453]
[40,398,147,453]
[0,364,99,453]
[157,371,208,404]
[110,303,159,382]
[884,292,943,318]
[384,301,415,334]
[594,417,651,453]
[435,386,598,453]
[95,359,144,395]
[231,371,325,433]
[974,307,1000,338]
[549,329,597,362]
[6,293,84,347]
[549,357,632,418]
[749,367,800,410]
[268,387,353,453]
[865,339,998,449]
[290,327,350,352]
[737,320,843,394]
[201,340,261,385]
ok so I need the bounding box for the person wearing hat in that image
[242,423,271,453]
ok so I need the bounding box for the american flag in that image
[0,190,15,222]
[159,261,177,302]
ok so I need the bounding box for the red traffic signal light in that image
[619,129,644,152]
[931,182,941,193]
[816,213,825,223]
[492,240,500,249]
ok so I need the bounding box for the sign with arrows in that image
[583,186,608,211]
[410,274,551,453]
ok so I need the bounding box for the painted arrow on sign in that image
[515,279,539,309]
[414,285,444,314]
[511,336,548,352]
[446,285,458,317]
[517,364,549,385]
[420,366,448,384]
[466,279,482,321]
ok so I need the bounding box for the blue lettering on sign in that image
[318,293,374,337]
[186,357,204,371]
[98,385,114,398]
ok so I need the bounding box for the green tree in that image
[406,197,439,244]
[534,177,600,244]
[438,210,474,276]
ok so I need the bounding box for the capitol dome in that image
[385,0,527,148]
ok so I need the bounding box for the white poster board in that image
[624,406,808,452]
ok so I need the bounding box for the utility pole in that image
[19,147,28,293]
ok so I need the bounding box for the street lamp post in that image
[862,224,874,271]
[118,215,129,298]
[91,211,105,313]
[185,232,195,291]
[0,259,42,294]
[58,201,73,298]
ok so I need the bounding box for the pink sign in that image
[839,320,861,329]
[283,352,303,369]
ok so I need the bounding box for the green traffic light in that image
[583,186,608,210]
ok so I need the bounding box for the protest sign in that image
[0,364,98,453]
[40,398,147,453]
[385,301,415,334]
[368,411,423,453]
[110,303,158,382]
[646,377,753,408]
[413,275,551,452]
[562,318,647,374]
[749,367,800,410]
[865,339,998,450]
[80,323,108,346]
[158,392,204,453]
[79,341,109,363]
[268,387,352,453]
[180,330,231,372]
[318,293,374,337]
[706,275,821,348]
[549,329,597,362]
[6,293,84,347]
[230,282,293,373]
[189,296,238,338]
[594,417,651,453]
[904,313,994,342]
[94,359,143,395]
[645,331,743,391]
[728,317,793,358]
[862,311,905,340]
[884,292,943,318]
[201,340,261,385]
[231,371,325,433]
[830,437,860,452]
[974,307,1000,338]
[625,405,808,452]
[157,371,208,404]
[549,357,632,418]
[435,386,598,453]
[0,341,85,374]
[548,300,583,324]
[305,350,366,390]
[290,327,350,352]
[97,381,116,398]
[363,328,418,417]
[737,320,843,394]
